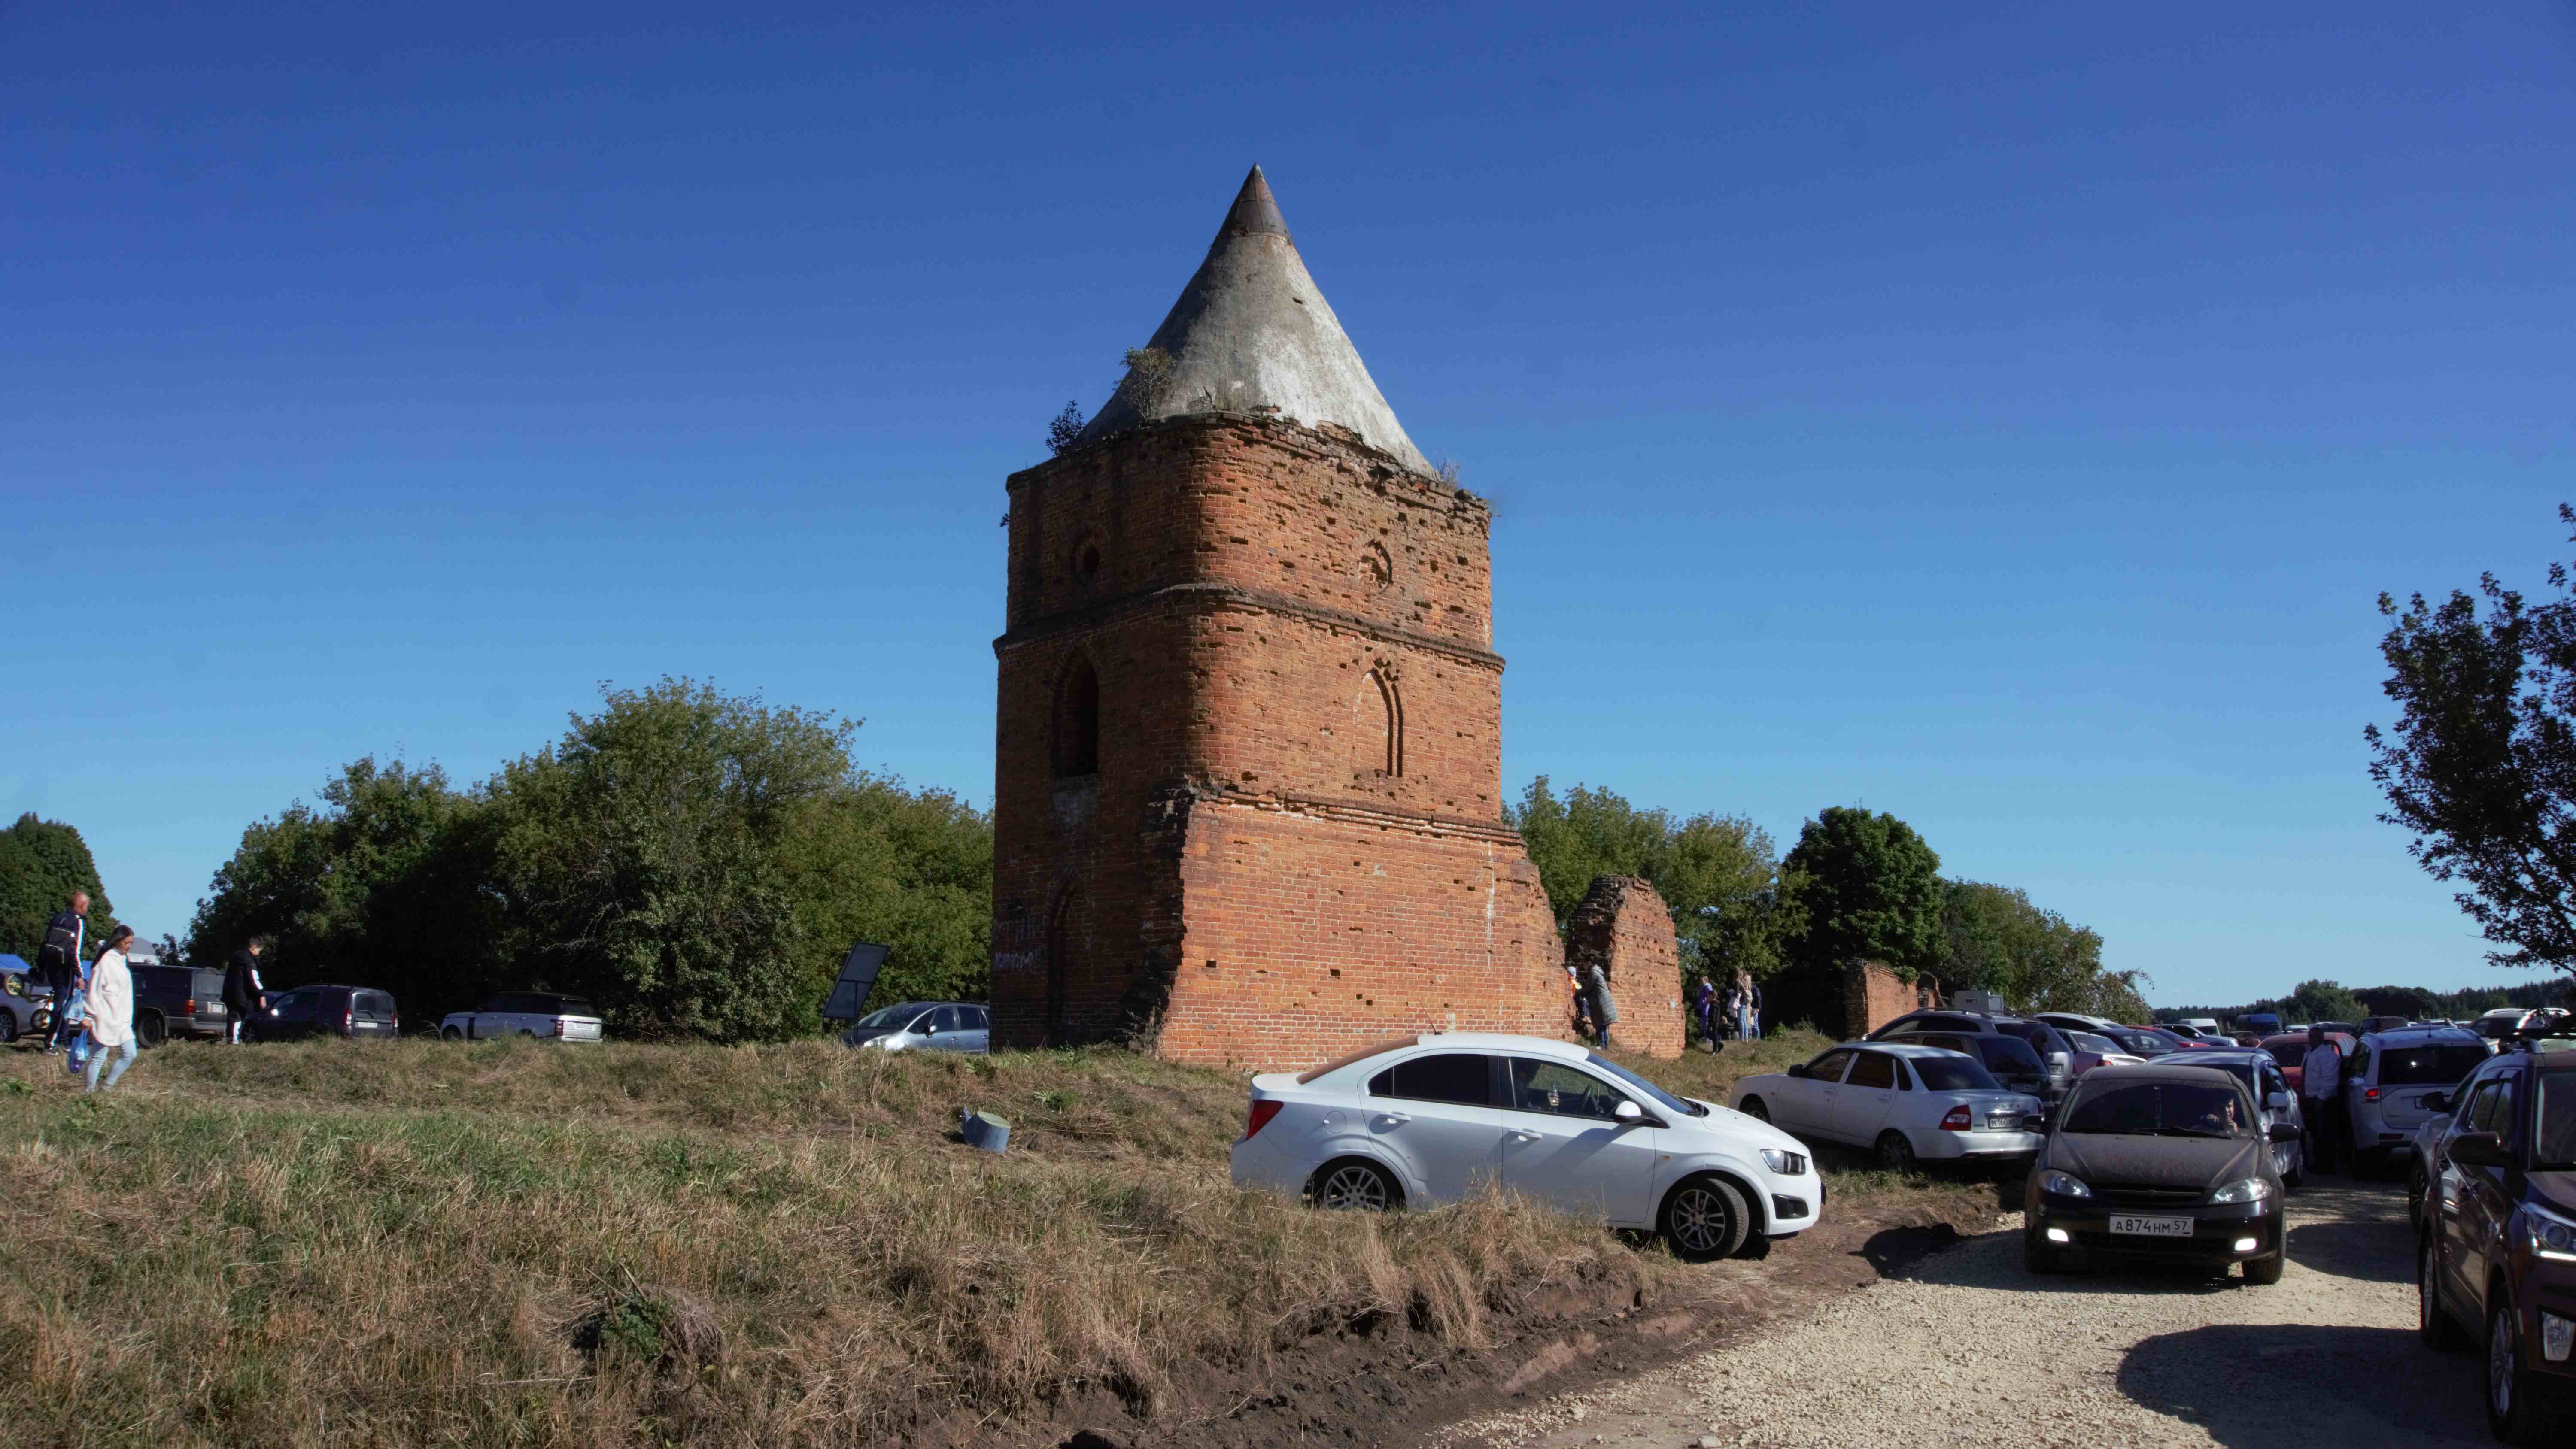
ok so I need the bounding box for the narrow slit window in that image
[1054,655,1100,777]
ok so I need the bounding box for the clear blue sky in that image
[4,3,2568,1006]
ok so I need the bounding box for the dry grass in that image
[0,1031,2001,1446]
[0,1041,1647,1446]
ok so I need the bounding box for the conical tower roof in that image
[1069,167,1432,474]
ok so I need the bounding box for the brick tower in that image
[990,167,1568,1067]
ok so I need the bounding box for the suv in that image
[1869,1010,2075,1103]
[440,992,602,1042]
[1893,1031,2056,1105]
[2343,1026,2491,1178]
[248,984,400,1042]
[129,964,235,1044]
[2416,1047,2576,1443]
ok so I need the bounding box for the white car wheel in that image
[1309,1159,1398,1212]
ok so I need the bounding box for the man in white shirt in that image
[2301,1026,2346,1175]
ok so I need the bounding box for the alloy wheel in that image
[2489,1302,2515,1421]
[1668,1184,1734,1255]
[1317,1164,1390,1211]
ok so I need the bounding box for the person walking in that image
[223,935,269,1043]
[1733,970,1762,1042]
[36,890,88,1053]
[1584,962,1618,1052]
[1693,975,1719,1052]
[2300,1025,2346,1175]
[82,925,139,1094]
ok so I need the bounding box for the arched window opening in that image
[1364,667,1403,778]
[1053,655,1100,777]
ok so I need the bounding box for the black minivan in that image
[246,984,400,1042]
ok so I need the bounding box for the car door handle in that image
[1505,1129,1541,1143]
[1375,1111,1411,1125]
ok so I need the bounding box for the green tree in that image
[2366,503,2576,981]
[1781,806,1943,978]
[489,678,856,1041]
[775,773,993,1016]
[0,814,118,964]
[2281,979,2367,1024]
[1506,778,1802,979]
[1937,880,2144,1018]
[186,758,498,1018]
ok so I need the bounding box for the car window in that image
[2069,1031,2119,1056]
[1370,1052,1492,1107]
[358,991,395,1016]
[2466,1078,2517,1140]
[556,997,597,1016]
[2537,1069,2574,1170]
[2348,1043,2373,1079]
[2376,1044,2488,1086]
[963,1006,989,1030]
[1847,1052,1897,1090]
[1997,1022,2069,1056]
[1913,1034,1966,1053]
[1507,1058,1628,1120]
[929,1006,960,1033]
[1978,1037,2047,1074]
[1804,1049,1856,1084]
[1908,1055,2001,1091]
[1583,1052,1707,1118]
[2062,1081,2253,1137]
[2260,1066,2289,1099]
[276,991,317,1022]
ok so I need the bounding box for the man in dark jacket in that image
[222,937,267,1043]
[36,891,87,1053]
[1584,962,1618,1052]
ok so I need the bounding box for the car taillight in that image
[1939,1106,1973,1131]
[2364,1088,2380,1101]
[1245,1099,1284,1138]
[185,998,196,1014]
[343,1009,354,1032]
[555,1016,574,1037]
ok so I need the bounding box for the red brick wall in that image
[1562,877,1685,1059]
[991,415,1553,1054]
[1843,961,1917,1040]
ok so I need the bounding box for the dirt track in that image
[1443,1173,2497,1449]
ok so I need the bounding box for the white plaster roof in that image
[1071,166,1432,474]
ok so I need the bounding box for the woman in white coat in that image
[83,924,139,1093]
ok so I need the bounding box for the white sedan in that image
[1229,1031,1821,1260]
[1730,1040,2046,1172]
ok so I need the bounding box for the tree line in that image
[2160,976,2572,1029]
[0,814,120,967]
[186,678,991,1040]
[1507,779,2148,1022]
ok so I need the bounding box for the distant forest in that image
[2157,976,2573,1027]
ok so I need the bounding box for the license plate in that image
[2109,1215,2193,1238]
[1987,1113,2023,1129]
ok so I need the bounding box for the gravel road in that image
[1446,1173,2500,1449]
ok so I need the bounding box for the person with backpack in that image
[82,924,139,1094]
[222,936,268,1043]
[36,891,88,1054]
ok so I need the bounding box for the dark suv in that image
[2417,1047,2576,1443]
[246,984,400,1042]
[129,964,235,1044]
[1869,1010,2076,1104]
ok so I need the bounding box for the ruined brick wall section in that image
[1156,800,1566,1070]
[1842,961,1916,1040]
[1561,876,1685,1060]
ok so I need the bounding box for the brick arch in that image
[1358,664,1404,778]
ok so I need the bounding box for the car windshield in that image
[1911,1055,2002,1091]
[2538,1070,2574,1170]
[2376,1043,2488,1086]
[852,1003,932,1030]
[2068,1031,2120,1056]
[1979,1037,2046,1073]
[2061,1081,2254,1137]
[1584,1052,1707,1117]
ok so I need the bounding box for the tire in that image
[1660,1175,1751,1262]
[31,1008,51,1040]
[1307,1158,1400,1212]
[2408,1165,2428,1227]
[441,1026,464,1042]
[0,1011,15,1044]
[1875,1130,1918,1175]
[2243,1250,2284,1286]
[135,1013,166,1047]
[1738,1097,1769,1123]
[2025,1226,2062,1276]
[2419,1235,2467,1350]
[2488,1291,2550,1445]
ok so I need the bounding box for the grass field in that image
[0,1028,1981,1446]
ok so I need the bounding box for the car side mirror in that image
[2448,1131,2509,1168]
[2266,1091,2291,1111]
[1613,1099,1643,1122]
[1786,1063,1808,1079]
[2268,1124,2300,1143]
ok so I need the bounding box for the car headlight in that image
[2038,1170,2092,1199]
[2526,1205,2576,1262]
[2209,1177,2272,1205]
[1760,1147,1808,1176]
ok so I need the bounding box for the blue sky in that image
[3,3,2568,1006]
